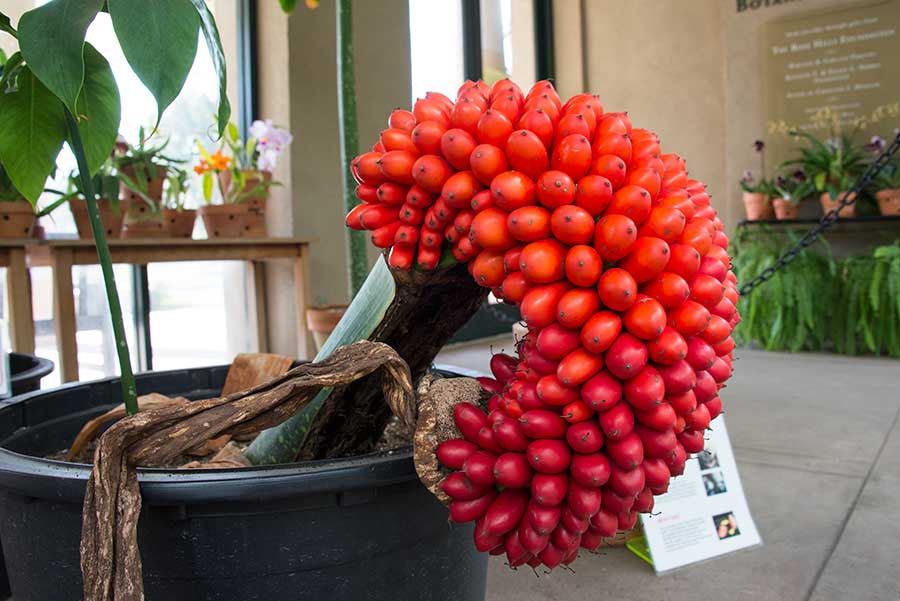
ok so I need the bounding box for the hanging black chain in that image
[737,130,900,296]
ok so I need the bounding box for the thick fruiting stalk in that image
[298,259,487,459]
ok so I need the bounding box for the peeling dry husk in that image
[80,341,414,601]
[413,376,488,506]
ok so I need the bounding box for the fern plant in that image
[833,242,900,357]
[731,229,837,352]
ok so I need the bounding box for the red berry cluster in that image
[346,79,739,570]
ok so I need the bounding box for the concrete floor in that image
[436,338,900,601]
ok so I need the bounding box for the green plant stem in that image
[336,0,367,298]
[65,109,138,415]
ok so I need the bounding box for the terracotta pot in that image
[0,201,35,238]
[118,164,167,204]
[120,199,165,238]
[742,192,773,220]
[771,198,799,220]
[875,189,900,216]
[219,169,272,208]
[306,305,347,352]
[70,198,124,239]
[199,204,252,238]
[819,191,856,218]
[219,170,270,237]
[163,208,197,238]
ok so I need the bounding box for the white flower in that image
[248,120,293,171]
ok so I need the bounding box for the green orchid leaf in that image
[18,0,104,114]
[279,0,299,13]
[190,0,230,136]
[0,67,67,204]
[72,44,121,175]
[0,11,17,38]
[108,0,199,129]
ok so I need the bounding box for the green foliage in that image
[873,158,900,190]
[784,130,867,199]
[74,45,121,175]
[734,233,900,358]
[108,0,199,129]
[732,230,836,352]
[0,0,230,208]
[17,0,105,115]
[0,162,24,202]
[164,167,190,210]
[832,242,900,358]
[0,67,67,202]
[189,0,231,136]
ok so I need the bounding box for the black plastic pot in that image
[8,353,53,396]
[0,366,488,601]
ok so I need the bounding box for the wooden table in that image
[26,238,314,382]
[0,239,36,355]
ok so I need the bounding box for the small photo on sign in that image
[698,448,719,470]
[713,512,741,540]
[703,471,728,497]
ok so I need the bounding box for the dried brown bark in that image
[297,260,489,460]
[81,342,414,601]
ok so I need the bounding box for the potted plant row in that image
[741,127,899,221]
[195,120,290,238]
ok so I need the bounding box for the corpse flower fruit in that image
[346,79,738,570]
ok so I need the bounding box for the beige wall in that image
[254,0,411,356]
[555,0,728,225]
[553,0,866,231]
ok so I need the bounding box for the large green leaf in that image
[108,0,198,128]
[73,44,121,175]
[190,0,230,136]
[17,0,104,114]
[0,67,67,204]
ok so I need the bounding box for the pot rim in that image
[0,365,417,505]
[8,352,54,385]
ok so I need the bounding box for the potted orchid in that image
[162,167,196,238]
[867,134,900,216]
[785,128,867,218]
[67,157,123,238]
[195,120,290,238]
[769,169,814,220]
[115,129,185,237]
[740,139,774,220]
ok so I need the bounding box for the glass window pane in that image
[480,0,536,88]
[147,262,256,371]
[409,0,465,102]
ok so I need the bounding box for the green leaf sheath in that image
[0,67,67,204]
[65,108,138,414]
[244,258,396,465]
[336,0,368,297]
[73,44,121,176]
[108,0,198,129]
[18,0,104,114]
[190,0,230,136]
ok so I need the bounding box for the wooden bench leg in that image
[6,248,35,355]
[294,246,313,360]
[51,249,79,382]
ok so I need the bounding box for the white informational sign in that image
[638,416,762,573]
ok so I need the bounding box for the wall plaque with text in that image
[762,0,900,165]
